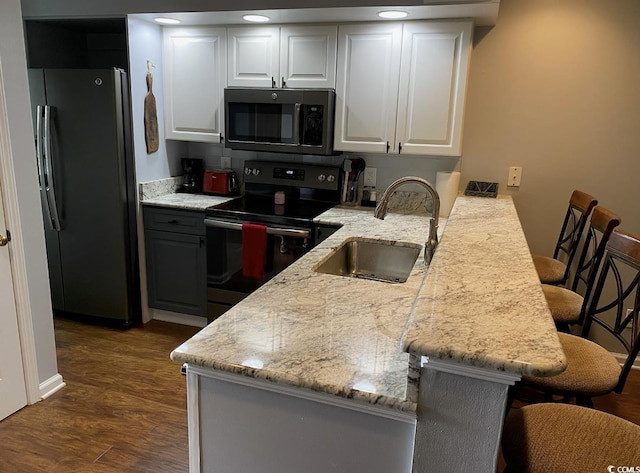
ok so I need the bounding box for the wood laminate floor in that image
[0,317,199,473]
[0,318,638,472]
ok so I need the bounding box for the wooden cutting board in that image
[144,72,159,154]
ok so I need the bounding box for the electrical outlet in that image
[507,166,522,187]
[363,167,377,187]
[623,308,635,332]
[221,156,231,169]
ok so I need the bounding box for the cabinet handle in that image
[386,141,390,153]
[398,142,403,154]
[271,76,276,88]
[282,77,286,88]
[200,237,205,248]
[167,219,179,224]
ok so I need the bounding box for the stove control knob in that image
[252,168,261,176]
[327,174,336,183]
[318,174,326,182]
[244,167,252,175]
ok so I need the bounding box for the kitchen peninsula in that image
[171,195,566,473]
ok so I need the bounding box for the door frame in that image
[0,57,42,404]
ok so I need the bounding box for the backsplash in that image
[139,176,433,214]
[139,176,184,200]
[184,142,460,193]
[152,142,453,212]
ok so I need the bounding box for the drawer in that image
[143,206,205,235]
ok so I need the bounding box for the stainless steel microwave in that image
[224,87,338,156]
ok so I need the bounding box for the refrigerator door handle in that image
[43,105,61,231]
[36,105,55,230]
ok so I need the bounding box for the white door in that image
[227,26,280,88]
[334,23,402,153]
[163,27,227,143]
[0,178,27,420]
[395,21,473,156]
[280,25,337,89]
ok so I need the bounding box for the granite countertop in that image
[141,192,236,210]
[170,195,566,413]
[403,197,567,377]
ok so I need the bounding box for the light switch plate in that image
[221,156,231,169]
[507,166,522,187]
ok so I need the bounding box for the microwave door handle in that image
[294,103,301,145]
[43,105,62,231]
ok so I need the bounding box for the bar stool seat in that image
[532,255,567,285]
[523,332,621,396]
[502,403,640,473]
[542,284,583,324]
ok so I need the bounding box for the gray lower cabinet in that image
[144,206,207,317]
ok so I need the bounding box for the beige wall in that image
[463,0,640,256]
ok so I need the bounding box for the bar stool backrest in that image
[569,206,621,324]
[552,190,598,285]
[582,229,640,394]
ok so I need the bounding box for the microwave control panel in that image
[301,105,323,146]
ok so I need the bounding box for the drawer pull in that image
[167,219,180,224]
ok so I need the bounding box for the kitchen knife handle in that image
[43,105,62,231]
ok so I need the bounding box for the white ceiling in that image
[132,2,499,27]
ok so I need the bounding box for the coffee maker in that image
[179,158,204,193]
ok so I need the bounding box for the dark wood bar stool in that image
[532,190,597,285]
[521,229,640,406]
[542,206,621,331]
[501,403,640,473]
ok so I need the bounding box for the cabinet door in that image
[227,27,280,87]
[396,21,472,156]
[163,27,226,143]
[280,26,337,89]
[334,23,402,153]
[145,230,207,317]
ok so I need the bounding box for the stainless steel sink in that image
[313,238,422,283]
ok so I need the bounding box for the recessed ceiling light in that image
[243,14,270,23]
[377,10,409,19]
[154,17,181,25]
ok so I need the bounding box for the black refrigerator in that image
[28,68,140,326]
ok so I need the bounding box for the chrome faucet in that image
[374,176,440,265]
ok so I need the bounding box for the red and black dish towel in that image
[242,223,267,280]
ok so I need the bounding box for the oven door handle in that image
[205,219,310,239]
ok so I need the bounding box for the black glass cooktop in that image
[206,195,335,228]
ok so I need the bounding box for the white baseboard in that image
[39,373,66,400]
[151,309,207,328]
[614,353,640,370]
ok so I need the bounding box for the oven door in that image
[205,218,311,322]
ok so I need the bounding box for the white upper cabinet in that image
[228,25,337,88]
[334,21,473,156]
[334,23,403,154]
[163,27,227,143]
[396,21,473,156]
[280,26,337,89]
[227,27,280,88]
